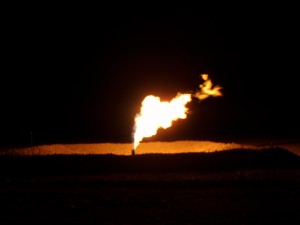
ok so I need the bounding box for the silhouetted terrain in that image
[0,148,299,224]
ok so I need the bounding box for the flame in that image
[132,74,222,151]
[194,74,223,100]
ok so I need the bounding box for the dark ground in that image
[0,148,300,225]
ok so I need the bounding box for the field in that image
[0,141,300,225]
[0,141,257,156]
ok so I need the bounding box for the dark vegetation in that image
[0,147,300,225]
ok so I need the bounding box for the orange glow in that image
[133,74,223,151]
[0,141,260,156]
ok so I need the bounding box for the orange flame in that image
[133,74,222,151]
[194,74,223,100]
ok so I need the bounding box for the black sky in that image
[1,5,299,146]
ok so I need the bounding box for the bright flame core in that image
[133,74,222,150]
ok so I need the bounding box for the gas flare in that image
[132,74,222,152]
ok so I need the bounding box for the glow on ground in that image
[1,141,260,156]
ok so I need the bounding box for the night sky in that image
[1,5,299,147]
